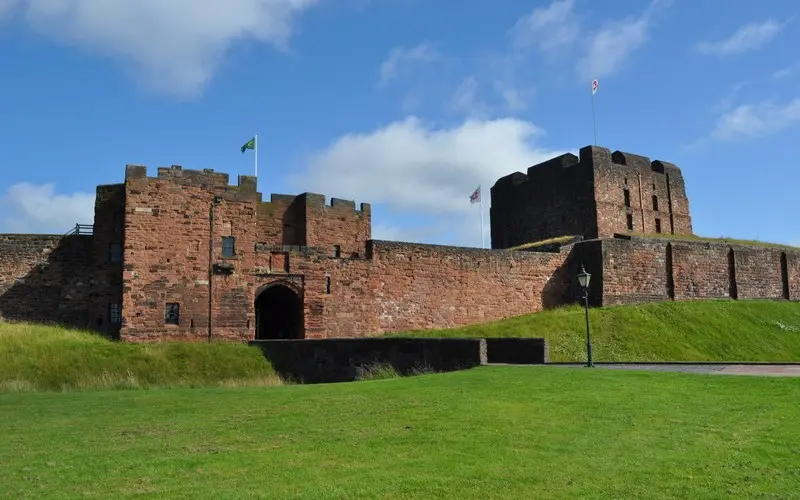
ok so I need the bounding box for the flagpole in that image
[591,79,598,146]
[480,190,485,249]
[254,134,258,179]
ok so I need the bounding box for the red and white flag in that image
[591,78,599,95]
[469,185,481,204]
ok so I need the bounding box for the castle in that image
[1,145,798,342]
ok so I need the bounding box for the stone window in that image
[109,303,121,324]
[655,218,662,233]
[165,303,180,325]
[325,276,331,294]
[222,236,235,258]
[109,242,122,262]
[626,213,634,231]
[652,195,659,211]
[623,188,631,208]
[333,245,341,258]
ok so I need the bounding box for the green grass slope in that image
[387,299,800,362]
[1,367,799,499]
[0,321,281,392]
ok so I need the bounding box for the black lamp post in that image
[577,265,593,367]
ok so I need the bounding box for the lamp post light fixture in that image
[577,265,594,367]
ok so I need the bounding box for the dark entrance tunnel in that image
[255,284,304,340]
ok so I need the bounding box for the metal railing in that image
[64,224,94,236]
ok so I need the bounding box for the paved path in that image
[537,363,800,377]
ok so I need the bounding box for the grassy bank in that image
[619,232,799,250]
[0,321,281,392]
[387,299,800,362]
[1,366,799,498]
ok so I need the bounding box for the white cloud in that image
[494,82,529,113]
[2,0,319,98]
[576,0,666,80]
[694,19,784,56]
[0,183,95,234]
[378,42,439,87]
[0,0,19,18]
[510,0,577,52]
[448,76,489,117]
[711,81,747,114]
[290,116,565,218]
[709,98,800,141]
[773,61,800,80]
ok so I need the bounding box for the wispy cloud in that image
[0,183,95,234]
[711,81,748,114]
[694,19,785,56]
[0,0,320,99]
[773,61,800,80]
[576,0,667,80]
[709,98,800,141]
[448,76,489,118]
[378,42,439,87]
[510,0,578,53]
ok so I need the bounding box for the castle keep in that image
[1,145,798,342]
[490,146,692,248]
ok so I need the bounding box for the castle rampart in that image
[0,145,795,343]
[599,235,799,306]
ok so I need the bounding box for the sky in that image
[0,0,798,248]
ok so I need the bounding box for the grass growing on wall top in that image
[2,366,800,498]
[0,321,281,392]
[387,299,800,362]
[621,232,799,250]
[506,235,578,251]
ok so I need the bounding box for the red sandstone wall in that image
[286,254,379,338]
[91,184,125,337]
[368,241,569,333]
[599,236,800,305]
[589,147,692,238]
[600,238,669,305]
[120,166,262,342]
[0,234,63,305]
[304,194,371,258]
[0,234,100,330]
[788,252,800,300]
[669,242,732,300]
[734,247,784,300]
[256,195,304,247]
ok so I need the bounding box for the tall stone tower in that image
[489,145,692,249]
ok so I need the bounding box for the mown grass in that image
[387,299,800,363]
[0,321,282,392]
[1,366,799,499]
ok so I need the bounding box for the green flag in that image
[241,137,255,153]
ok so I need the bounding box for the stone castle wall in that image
[600,236,800,305]
[0,149,797,343]
[0,234,121,336]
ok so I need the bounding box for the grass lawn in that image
[1,366,799,499]
[0,321,281,392]
[387,300,800,363]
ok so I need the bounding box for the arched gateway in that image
[254,282,304,339]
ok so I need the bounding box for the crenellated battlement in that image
[590,146,681,176]
[124,164,260,198]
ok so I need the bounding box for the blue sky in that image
[1,0,798,247]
